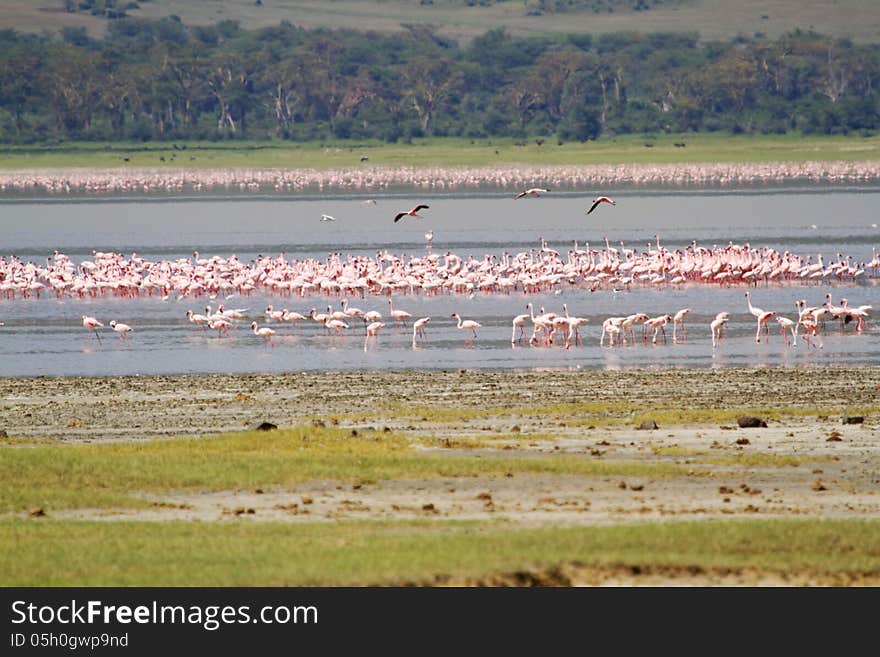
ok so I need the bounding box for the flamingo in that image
[425,230,434,246]
[324,317,349,335]
[388,298,412,328]
[511,311,530,344]
[776,315,796,347]
[340,299,364,318]
[413,316,431,340]
[514,187,549,199]
[393,204,429,223]
[208,317,232,337]
[364,321,385,349]
[645,314,672,344]
[186,309,209,330]
[108,320,132,342]
[265,305,285,321]
[320,214,337,222]
[710,312,729,349]
[746,292,772,342]
[83,315,104,342]
[586,196,616,215]
[451,312,481,339]
[251,321,276,344]
[672,308,690,343]
[82,315,103,342]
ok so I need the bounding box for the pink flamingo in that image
[82,315,103,342]
[710,312,729,349]
[388,298,412,328]
[645,314,672,344]
[672,308,690,343]
[393,204,429,223]
[413,316,431,340]
[108,320,132,343]
[514,187,549,199]
[586,196,616,215]
[451,313,481,339]
[251,321,276,345]
[186,309,209,330]
[511,311,530,344]
[776,315,796,347]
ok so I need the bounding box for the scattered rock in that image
[254,421,277,431]
[311,419,326,428]
[737,416,767,428]
[629,484,644,491]
[842,416,864,425]
[0,430,7,438]
[511,425,521,433]
[812,481,828,492]
[255,488,264,494]
[637,419,659,430]
[735,437,751,445]
[827,431,843,442]
[28,508,46,517]
[718,486,734,495]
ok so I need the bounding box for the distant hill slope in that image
[2,0,880,43]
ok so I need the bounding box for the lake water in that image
[1,188,878,377]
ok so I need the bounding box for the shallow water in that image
[1,188,878,377]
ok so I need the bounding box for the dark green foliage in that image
[2,17,880,143]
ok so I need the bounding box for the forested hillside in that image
[1,16,878,144]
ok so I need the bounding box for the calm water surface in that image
[1,188,878,377]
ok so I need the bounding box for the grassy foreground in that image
[0,426,693,513]
[2,134,880,170]
[3,518,878,586]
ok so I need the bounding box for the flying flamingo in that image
[672,308,690,343]
[586,196,616,215]
[108,320,132,342]
[514,187,549,199]
[251,321,276,345]
[451,313,481,339]
[388,298,412,328]
[82,315,103,342]
[393,204,429,223]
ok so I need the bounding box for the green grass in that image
[376,401,880,429]
[0,426,693,512]
[5,1,880,45]
[2,518,878,586]
[2,134,880,170]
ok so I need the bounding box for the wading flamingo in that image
[710,312,729,349]
[451,313,481,339]
[388,298,412,328]
[672,308,690,343]
[108,320,132,342]
[82,315,103,342]
[251,321,275,345]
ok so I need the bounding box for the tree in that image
[401,55,462,133]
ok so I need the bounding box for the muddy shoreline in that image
[2,367,878,441]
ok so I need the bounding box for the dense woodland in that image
[1,16,879,144]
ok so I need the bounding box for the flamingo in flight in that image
[320,214,337,222]
[393,204,429,223]
[514,187,549,200]
[586,196,616,215]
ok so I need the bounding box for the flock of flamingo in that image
[72,287,872,354]
[2,160,880,196]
